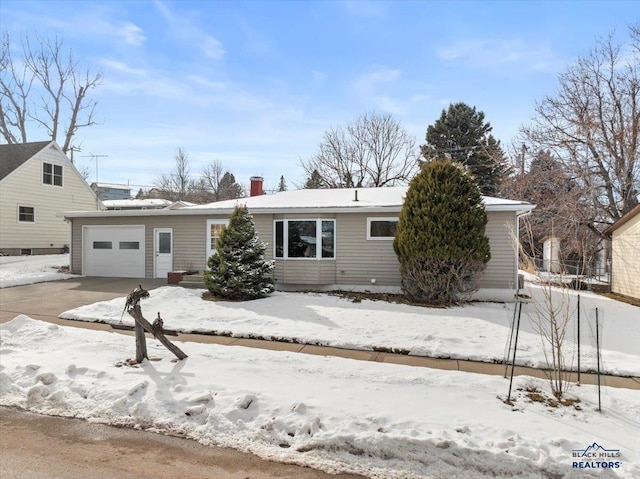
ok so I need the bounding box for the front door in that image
[154,228,173,278]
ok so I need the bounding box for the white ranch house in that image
[64,180,534,302]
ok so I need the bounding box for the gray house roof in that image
[0,141,52,181]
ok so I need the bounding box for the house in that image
[91,182,132,201]
[604,204,640,300]
[0,141,100,255]
[63,177,534,301]
[102,198,173,210]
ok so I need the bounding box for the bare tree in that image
[0,30,103,157]
[200,159,224,201]
[521,25,640,237]
[500,149,601,269]
[301,111,418,188]
[154,148,193,201]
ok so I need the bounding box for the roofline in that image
[604,203,640,236]
[0,140,55,184]
[62,202,535,219]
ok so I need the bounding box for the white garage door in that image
[83,226,145,278]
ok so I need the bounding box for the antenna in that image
[82,153,108,185]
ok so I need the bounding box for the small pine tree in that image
[277,175,287,192]
[204,205,274,300]
[393,159,491,305]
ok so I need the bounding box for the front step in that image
[178,274,206,289]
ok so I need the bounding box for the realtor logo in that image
[572,442,622,470]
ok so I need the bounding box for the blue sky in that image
[1,0,637,193]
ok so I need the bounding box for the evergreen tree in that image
[218,172,244,200]
[303,169,325,189]
[394,159,491,305]
[421,102,507,195]
[204,205,274,300]
[277,175,287,192]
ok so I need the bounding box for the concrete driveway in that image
[0,277,167,324]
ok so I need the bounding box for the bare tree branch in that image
[301,111,418,188]
[0,30,102,156]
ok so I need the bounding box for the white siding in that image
[0,144,98,252]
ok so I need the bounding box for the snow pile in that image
[1,316,638,478]
[0,254,77,288]
[61,285,640,376]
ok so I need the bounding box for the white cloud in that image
[202,35,225,59]
[99,59,147,76]
[119,21,146,46]
[153,0,225,60]
[436,38,560,72]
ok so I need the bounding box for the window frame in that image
[206,219,229,259]
[43,162,63,187]
[18,205,35,223]
[366,217,399,240]
[273,219,336,260]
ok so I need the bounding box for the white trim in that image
[206,219,228,261]
[154,228,173,279]
[17,204,36,223]
[42,161,63,187]
[366,217,398,240]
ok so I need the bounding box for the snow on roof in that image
[186,187,534,212]
[64,187,534,218]
[91,182,132,190]
[102,198,172,209]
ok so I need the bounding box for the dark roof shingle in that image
[0,141,53,180]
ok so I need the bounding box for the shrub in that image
[393,159,490,305]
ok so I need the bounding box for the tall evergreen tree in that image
[394,159,490,305]
[421,102,507,195]
[277,175,287,192]
[218,172,244,200]
[204,205,274,300]
[303,169,325,189]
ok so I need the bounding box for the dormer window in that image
[43,162,63,186]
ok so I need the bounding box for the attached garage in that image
[82,225,145,278]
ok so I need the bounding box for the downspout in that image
[514,209,533,293]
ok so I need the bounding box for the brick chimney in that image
[250,176,263,196]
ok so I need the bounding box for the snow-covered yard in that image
[0,254,77,288]
[1,315,638,478]
[2,257,639,477]
[60,285,640,377]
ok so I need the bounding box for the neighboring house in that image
[91,182,132,201]
[102,198,173,210]
[63,178,534,301]
[604,204,640,300]
[0,141,100,255]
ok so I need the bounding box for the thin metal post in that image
[577,294,581,385]
[504,297,519,378]
[507,301,523,402]
[595,308,602,412]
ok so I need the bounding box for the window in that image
[119,241,140,250]
[20,249,33,256]
[367,218,398,240]
[274,219,335,259]
[43,163,63,186]
[18,206,35,222]
[206,219,228,258]
[93,241,112,249]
